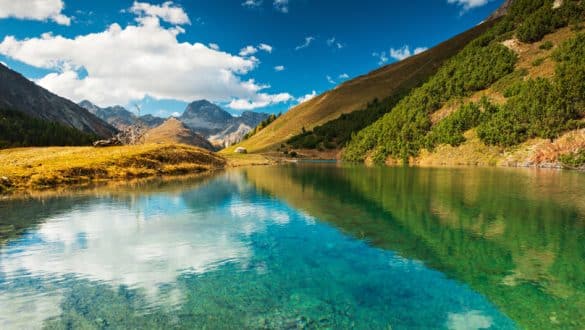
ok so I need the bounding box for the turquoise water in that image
[1,165,584,329]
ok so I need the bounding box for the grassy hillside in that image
[344,0,585,165]
[0,144,226,192]
[0,108,98,148]
[227,19,499,153]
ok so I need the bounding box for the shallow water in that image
[1,165,584,329]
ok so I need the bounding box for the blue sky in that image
[0,0,503,117]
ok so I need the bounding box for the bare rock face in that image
[179,100,269,147]
[0,63,116,138]
[486,0,515,21]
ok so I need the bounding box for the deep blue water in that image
[1,165,584,329]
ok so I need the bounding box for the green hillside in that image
[226,18,499,154]
[344,0,585,164]
[0,108,98,148]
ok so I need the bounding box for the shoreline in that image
[2,144,582,196]
[0,144,226,194]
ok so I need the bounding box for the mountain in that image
[232,0,585,170]
[139,114,166,128]
[0,108,97,148]
[179,100,269,147]
[0,63,116,138]
[79,101,164,130]
[229,18,500,153]
[342,0,585,167]
[143,117,215,151]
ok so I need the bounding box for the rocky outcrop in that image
[486,0,514,21]
[179,100,269,147]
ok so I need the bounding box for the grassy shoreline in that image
[0,144,226,193]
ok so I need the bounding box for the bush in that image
[287,94,405,150]
[559,150,585,168]
[539,41,554,50]
[517,6,561,43]
[344,42,517,162]
[426,98,497,149]
[532,57,545,66]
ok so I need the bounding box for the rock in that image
[93,137,122,147]
[235,147,247,154]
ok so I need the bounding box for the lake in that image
[1,164,584,329]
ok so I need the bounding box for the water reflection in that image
[2,165,582,328]
[243,164,585,329]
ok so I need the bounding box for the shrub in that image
[532,57,545,66]
[559,150,585,168]
[344,42,517,162]
[539,41,554,50]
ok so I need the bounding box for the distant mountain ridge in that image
[79,100,165,130]
[80,99,269,148]
[0,63,116,138]
[180,100,269,147]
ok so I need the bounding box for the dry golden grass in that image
[222,152,277,167]
[515,27,574,79]
[411,130,505,167]
[229,21,497,153]
[0,144,225,192]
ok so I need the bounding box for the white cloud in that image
[240,43,272,56]
[326,75,335,84]
[273,0,289,13]
[414,47,428,55]
[130,1,191,25]
[242,0,263,8]
[447,0,490,11]
[0,0,71,25]
[0,175,295,327]
[228,92,293,110]
[171,111,181,117]
[295,36,315,50]
[274,65,285,71]
[0,4,288,109]
[239,45,258,56]
[389,45,427,61]
[327,37,344,49]
[339,73,349,79]
[297,90,317,104]
[258,43,273,53]
[208,43,220,50]
[372,51,389,66]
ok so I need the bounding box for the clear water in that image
[1,165,584,329]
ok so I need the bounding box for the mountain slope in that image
[0,63,116,138]
[344,0,585,166]
[143,117,215,151]
[230,19,500,153]
[0,108,97,148]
